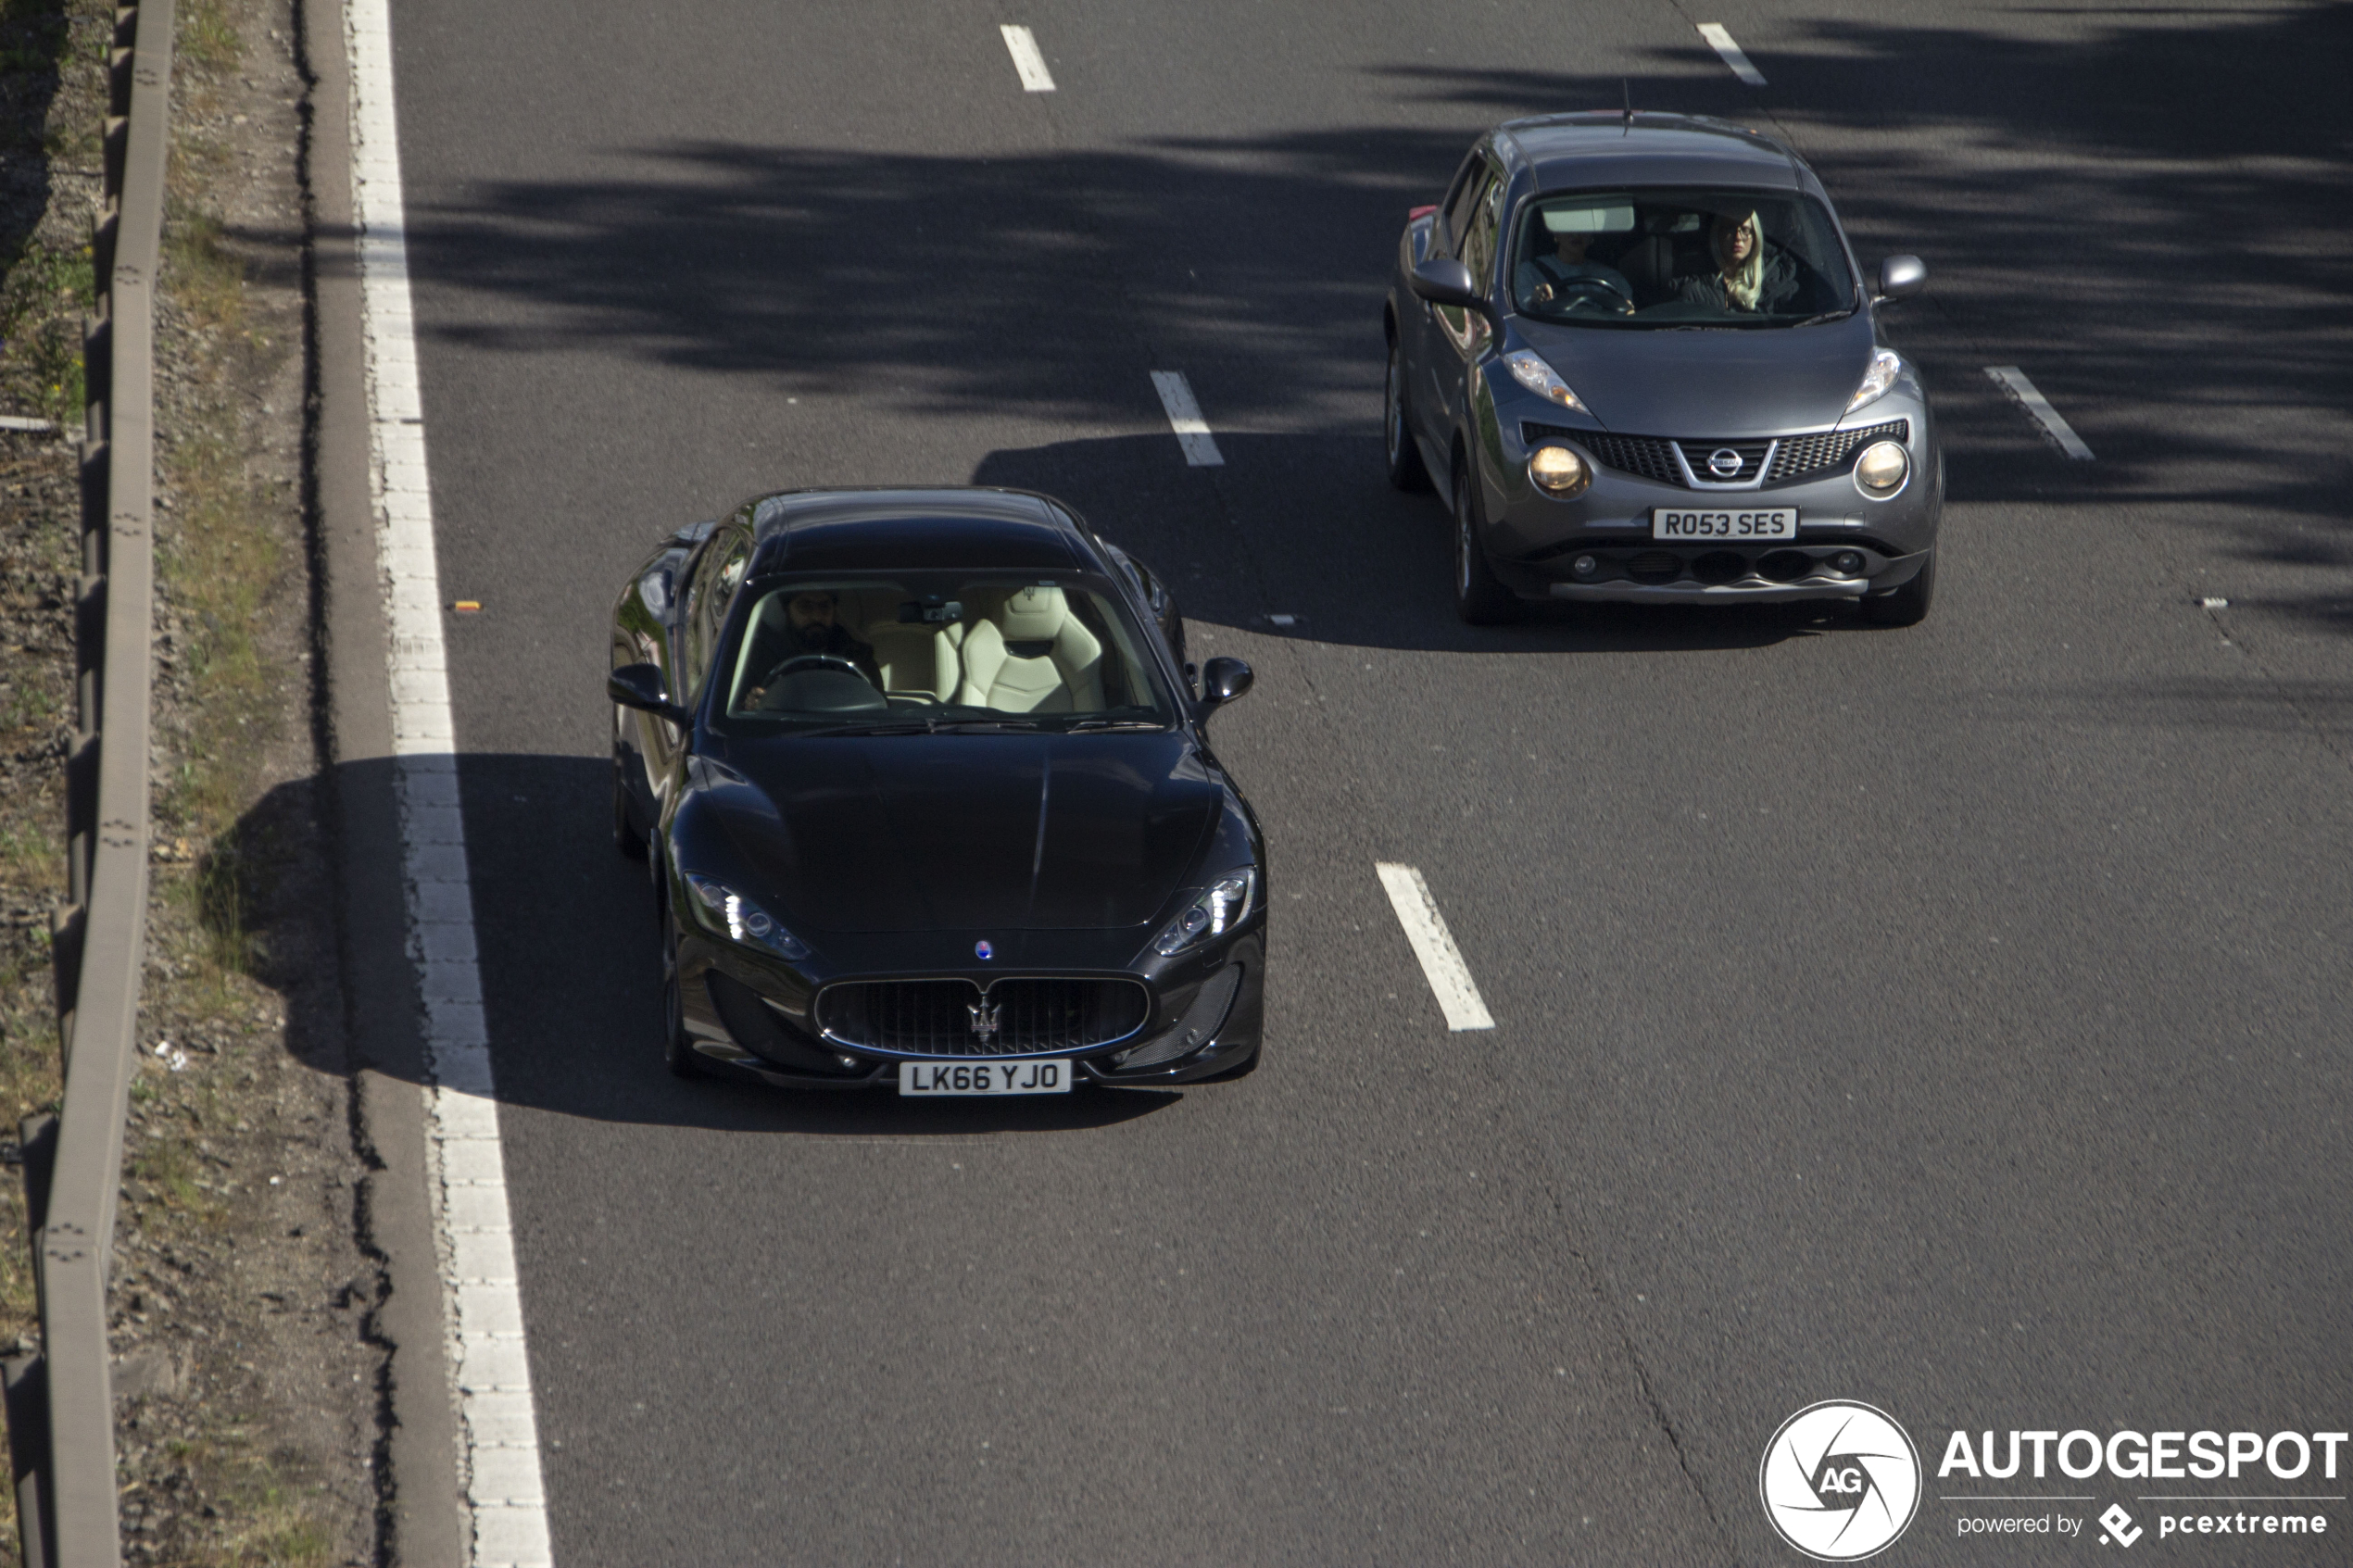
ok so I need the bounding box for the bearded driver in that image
[741,589,879,708]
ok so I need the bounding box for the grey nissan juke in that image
[1386,112,1944,625]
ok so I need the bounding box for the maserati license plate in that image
[899,1060,1074,1096]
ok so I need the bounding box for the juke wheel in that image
[1862,548,1936,627]
[1453,457,1516,625]
[1385,337,1432,493]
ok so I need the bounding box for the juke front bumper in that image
[1477,396,1943,608]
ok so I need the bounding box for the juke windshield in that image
[1512,188,1856,327]
[714,574,1178,733]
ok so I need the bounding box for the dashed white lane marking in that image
[1697,24,1768,86]
[1150,370,1225,466]
[347,3,553,1565]
[1375,864,1496,1032]
[1000,25,1056,92]
[1985,366,2095,460]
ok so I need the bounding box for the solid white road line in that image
[346,3,553,1565]
[1984,366,2095,460]
[1000,25,1056,92]
[1150,370,1225,466]
[1375,864,1496,1032]
[1696,24,1768,86]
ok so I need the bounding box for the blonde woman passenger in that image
[1678,209,1799,314]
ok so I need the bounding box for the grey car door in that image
[1435,167,1505,482]
[1413,151,1494,444]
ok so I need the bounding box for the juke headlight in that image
[1152,870,1256,958]
[1845,347,1904,415]
[1853,440,1910,497]
[1503,349,1589,413]
[684,872,811,960]
[1529,445,1591,497]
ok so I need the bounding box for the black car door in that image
[649,524,750,808]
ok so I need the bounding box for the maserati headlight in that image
[1151,870,1256,957]
[1845,347,1904,415]
[685,872,810,960]
[1504,350,1588,413]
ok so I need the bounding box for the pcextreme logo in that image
[1760,1400,1924,1562]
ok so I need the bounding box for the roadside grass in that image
[160,1430,336,1568]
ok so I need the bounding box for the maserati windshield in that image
[1512,188,1856,328]
[713,574,1177,732]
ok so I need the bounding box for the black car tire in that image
[611,742,648,859]
[1862,548,1936,627]
[660,900,699,1078]
[1453,457,1516,624]
[1384,336,1432,493]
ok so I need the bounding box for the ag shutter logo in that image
[1761,1400,1923,1561]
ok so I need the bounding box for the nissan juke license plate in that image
[900,1060,1074,1096]
[1653,506,1798,541]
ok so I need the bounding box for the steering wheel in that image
[1554,275,1636,314]
[768,653,872,684]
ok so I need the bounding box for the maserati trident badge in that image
[967,1001,1001,1043]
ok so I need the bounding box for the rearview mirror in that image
[609,661,689,725]
[1198,657,1253,713]
[1874,255,1927,304]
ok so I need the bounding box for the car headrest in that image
[991,585,1068,641]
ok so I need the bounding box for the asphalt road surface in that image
[371,0,2352,1560]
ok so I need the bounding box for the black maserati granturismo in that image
[607,487,1266,1093]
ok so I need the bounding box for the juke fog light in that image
[1571,554,1600,579]
[1529,445,1591,498]
[1854,440,1910,497]
[1831,550,1866,576]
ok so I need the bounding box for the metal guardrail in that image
[6,3,175,1564]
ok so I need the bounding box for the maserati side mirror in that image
[608,661,689,726]
[1198,657,1253,713]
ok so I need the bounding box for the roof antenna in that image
[1622,78,1633,134]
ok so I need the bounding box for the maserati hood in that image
[1515,310,1876,438]
[703,733,1220,934]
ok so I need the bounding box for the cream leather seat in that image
[841,590,963,704]
[956,587,1103,713]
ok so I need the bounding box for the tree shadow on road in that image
[395,2,2353,628]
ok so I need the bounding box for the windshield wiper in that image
[787,718,937,737]
[1788,308,1858,328]
[1062,717,1170,733]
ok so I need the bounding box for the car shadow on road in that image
[973,430,1880,657]
[246,756,1184,1140]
